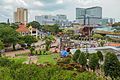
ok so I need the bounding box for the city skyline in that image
[0,0,120,22]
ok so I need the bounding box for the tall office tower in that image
[86,7,102,18]
[76,6,102,25]
[35,14,71,27]
[56,14,67,21]
[35,15,57,25]
[14,8,28,24]
[56,14,69,27]
[76,8,86,19]
[76,8,86,25]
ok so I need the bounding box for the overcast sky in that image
[0,0,120,22]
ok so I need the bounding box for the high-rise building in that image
[99,18,115,25]
[14,8,28,24]
[86,7,102,18]
[56,14,67,21]
[35,14,71,27]
[76,8,86,19]
[35,15,57,25]
[76,6,102,25]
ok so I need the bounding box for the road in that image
[3,40,45,57]
[3,47,40,57]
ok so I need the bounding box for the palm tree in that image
[43,35,55,51]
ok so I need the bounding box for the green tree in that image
[0,23,9,28]
[97,51,103,62]
[42,24,60,34]
[0,27,19,50]
[78,52,87,67]
[93,34,103,39]
[64,29,74,36]
[0,40,4,50]
[73,49,81,62]
[27,21,41,29]
[104,52,120,80]
[29,46,35,55]
[51,70,75,80]
[0,57,14,67]
[89,53,99,71]
[43,35,55,51]
[0,40,4,57]
[10,23,19,29]
[0,67,13,80]
[22,35,37,46]
[75,72,99,80]
[99,40,106,47]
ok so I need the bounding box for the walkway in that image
[3,47,40,57]
[23,56,38,64]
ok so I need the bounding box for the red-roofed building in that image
[16,24,41,38]
[16,23,30,36]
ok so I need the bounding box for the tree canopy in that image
[42,24,60,34]
[21,35,38,45]
[92,34,103,39]
[73,49,81,62]
[27,21,41,29]
[0,40,4,50]
[43,35,55,50]
[0,27,19,50]
[78,52,87,67]
[96,51,103,62]
[104,52,120,79]
[89,53,99,71]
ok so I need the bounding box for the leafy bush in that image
[104,52,120,79]
[73,49,81,62]
[0,57,14,67]
[89,53,99,71]
[50,70,76,80]
[97,51,103,62]
[0,67,13,80]
[75,72,98,80]
[78,52,87,67]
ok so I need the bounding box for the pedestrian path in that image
[4,47,40,57]
[23,56,38,64]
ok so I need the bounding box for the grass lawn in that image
[38,53,60,65]
[9,56,28,64]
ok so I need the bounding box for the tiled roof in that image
[16,24,29,33]
[108,43,120,47]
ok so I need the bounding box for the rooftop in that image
[16,24,29,33]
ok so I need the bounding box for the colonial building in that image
[16,24,40,38]
[16,23,30,36]
[28,26,39,38]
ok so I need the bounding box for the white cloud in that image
[56,0,64,4]
[33,1,44,7]
[0,0,120,22]
[4,0,13,4]
[16,0,28,7]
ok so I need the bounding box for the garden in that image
[0,49,120,80]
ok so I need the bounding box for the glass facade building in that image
[76,6,102,25]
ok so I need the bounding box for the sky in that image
[0,0,120,22]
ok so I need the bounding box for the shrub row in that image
[0,57,105,80]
